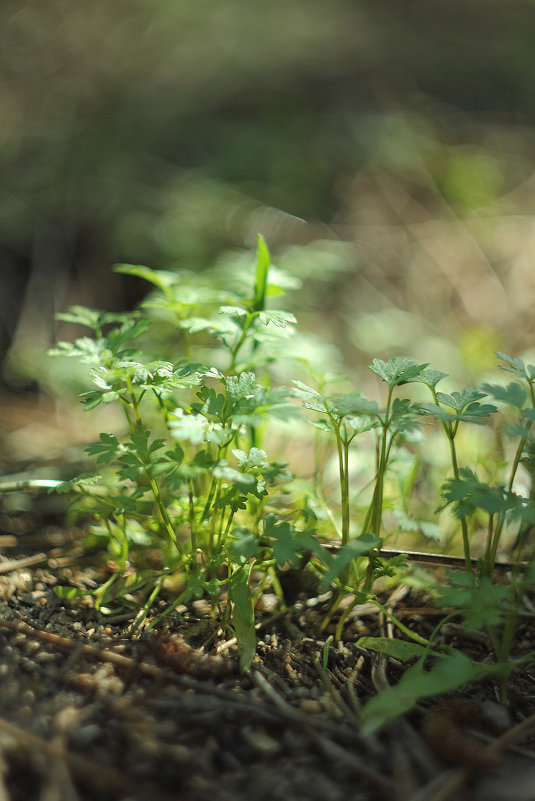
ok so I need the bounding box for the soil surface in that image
[1,507,535,801]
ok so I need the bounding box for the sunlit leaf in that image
[229,567,256,673]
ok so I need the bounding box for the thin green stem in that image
[188,479,197,574]
[490,425,532,571]
[216,507,236,553]
[335,423,351,547]
[363,387,393,593]
[483,513,494,576]
[228,314,254,373]
[371,600,430,646]
[125,380,181,554]
[447,429,472,571]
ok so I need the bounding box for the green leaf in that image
[233,447,268,470]
[356,637,428,660]
[435,572,511,630]
[480,382,527,410]
[257,310,297,328]
[113,263,177,296]
[392,510,442,542]
[423,390,497,424]
[85,433,122,464]
[54,585,94,600]
[48,337,105,365]
[497,352,529,380]
[213,464,256,489]
[53,473,102,494]
[320,535,381,590]
[226,372,258,403]
[264,514,301,567]
[218,305,248,317]
[291,379,322,399]
[253,234,270,313]
[436,389,485,410]
[329,394,379,418]
[411,369,448,389]
[360,651,506,735]
[168,410,209,445]
[228,528,259,561]
[55,305,105,331]
[229,567,256,673]
[441,468,511,517]
[369,358,429,388]
[390,398,424,435]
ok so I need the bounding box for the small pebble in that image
[245,730,280,755]
[71,724,101,746]
[299,698,322,714]
[20,690,35,705]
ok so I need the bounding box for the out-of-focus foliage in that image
[3,0,535,385]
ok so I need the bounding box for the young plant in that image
[44,234,535,711]
[417,371,497,569]
[292,358,427,635]
[48,237,318,669]
[356,354,535,725]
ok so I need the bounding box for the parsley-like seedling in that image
[42,239,535,704]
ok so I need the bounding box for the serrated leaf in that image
[228,529,259,561]
[480,382,527,410]
[232,447,268,470]
[85,433,121,463]
[329,394,379,418]
[264,515,301,568]
[226,372,258,402]
[504,421,531,438]
[257,310,297,328]
[392,510,442,542]
[320,535,381,590]
[290,379,322,399]
[423,390,496,424]
[411,369,448,389]
[369,358,429,388]
[390,398,424,434]
[48,337,104,364]
[360,651,505,735]
[434,573,511,630]
[55,305,104,330]
[436,389,485,409]
[218,305,248,317]
[53,473,102,494]
[497,352,527,379]
[179,316,237,337]
[212,464,256,490]
[168,410,209,445]
[441,469,511,517]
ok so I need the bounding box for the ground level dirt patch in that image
[1,548,535,801]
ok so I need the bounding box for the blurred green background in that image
[3,0,535,389]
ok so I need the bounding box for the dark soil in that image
[2,513,535,801]
[0,393,534,801]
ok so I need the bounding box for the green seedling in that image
[40,235,535,712]
[48,236,317,670]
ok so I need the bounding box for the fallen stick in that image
[0,554,48,575]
